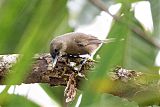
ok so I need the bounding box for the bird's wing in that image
[74,34,102,47]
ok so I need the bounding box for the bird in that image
[50,32,114,67]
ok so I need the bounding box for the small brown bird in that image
[50,32,114,66]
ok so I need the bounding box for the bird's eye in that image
[55,49,58,52]
[54,49,60,55]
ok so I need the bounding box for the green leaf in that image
[41,84,65,107]
[0,0,33,54]
[149,0,160,38]
[80,94,139,107]
[2,0,70,85]
[0,0,71,105]
[115,0,143,3]
[41,85,82,107]
[99,94,138,107]
[106,14,157,72]
[0,94,39,107]
[131,88,160,106]
[80,2,158,106]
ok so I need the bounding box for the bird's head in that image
[50,40,63,65]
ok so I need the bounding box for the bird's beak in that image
[51,52,59,67]
[52,55,58,66]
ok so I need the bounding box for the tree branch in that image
[0,54,159,104]
[0,54,94,86]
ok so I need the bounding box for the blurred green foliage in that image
[0,0,160,107]
[41,84,65,107]
[2,0,71,84]
[0,94,39,107]
[0,0,71,106]
[80,1,160,107]
[91,94,139,107]
[150,0,160,39]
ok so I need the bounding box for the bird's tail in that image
[102,38,124,43]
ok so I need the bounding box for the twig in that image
[131,27,160,48]
[89,0,119,20]
[89,0,160,49]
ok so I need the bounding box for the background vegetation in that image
[0,0,159,107]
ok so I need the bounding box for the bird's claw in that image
[77,72,88,80]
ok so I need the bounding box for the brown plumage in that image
[50,32,113,65]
